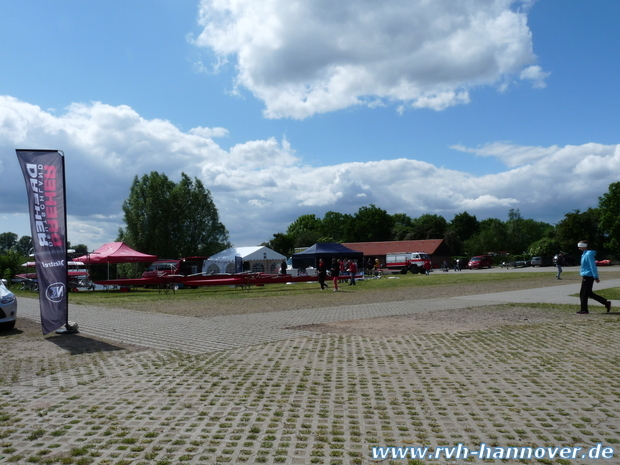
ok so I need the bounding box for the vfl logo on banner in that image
[46,283,66,303]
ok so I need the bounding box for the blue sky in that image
[1,0,619,251]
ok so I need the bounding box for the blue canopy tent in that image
[292,243,364,271]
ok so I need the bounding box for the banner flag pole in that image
[16,149,77,335]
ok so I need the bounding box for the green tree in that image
[555,208,603,254]
[390,213,414,240]
[286,214,323,247]
[443,229,462,256]
[465,218,507,255]
[450,211,479,242]
[349,204,393,242]
[505,209,554,256]
[263,233,296,257]
[287,214,322,236]
[598,182,620,258]
[320,211,352,243]
[15,235,33,256]
[410,214,448,240]
[118,172,230,258]
[0,250,23,287]
[71,244,89,256]
[528,237,561,257]
[0,232,18,254]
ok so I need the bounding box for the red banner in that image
[16,150,68,334]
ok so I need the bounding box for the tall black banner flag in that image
[16,150,68,335]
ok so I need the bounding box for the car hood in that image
[0,284,15,300]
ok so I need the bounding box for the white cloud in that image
[192,0,545,119]
[451,142,560,167]
[520,65,550,88]
[189,126,229,138]
[1,96,618,251]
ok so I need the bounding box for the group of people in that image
[365,258,381,276]
[317,258,358,291]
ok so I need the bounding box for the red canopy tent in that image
[74,242,157,284]
[75,242,157,264]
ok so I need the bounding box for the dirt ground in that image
[294,304,581,336]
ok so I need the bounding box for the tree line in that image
[263,182,620,260]
[0,233,89,284]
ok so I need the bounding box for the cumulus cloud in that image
[520,65,550,88]
[1,96,618,250]
[191,0,546,119]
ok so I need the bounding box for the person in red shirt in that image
[423,260,431,276]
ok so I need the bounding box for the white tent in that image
[202,246,286,275]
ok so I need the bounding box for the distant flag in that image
[16,150,68,334]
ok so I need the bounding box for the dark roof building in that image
[341,240,452,267]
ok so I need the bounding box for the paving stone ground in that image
[1,279,620,464]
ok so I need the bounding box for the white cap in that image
[577,242,588,248]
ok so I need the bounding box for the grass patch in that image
[596,287,620,300]
[569,287,620,301]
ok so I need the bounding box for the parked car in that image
[596,259,613,266]
[467,255,493,269]
[0,279,17,330]
[531,257,553,267]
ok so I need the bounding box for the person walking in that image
[330,258,340,291]
[423,260,431,276]
[576,241,612,314]
[317,258,328,290]
[555,253,564,279]
[348,259,357,286]
[340,259,348,284]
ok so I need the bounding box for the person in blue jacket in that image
[577,240,612,314]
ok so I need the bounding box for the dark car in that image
[531,257,553,267]
[554,254,577,266]
[530,257,542,267]
[467,255,493,269]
